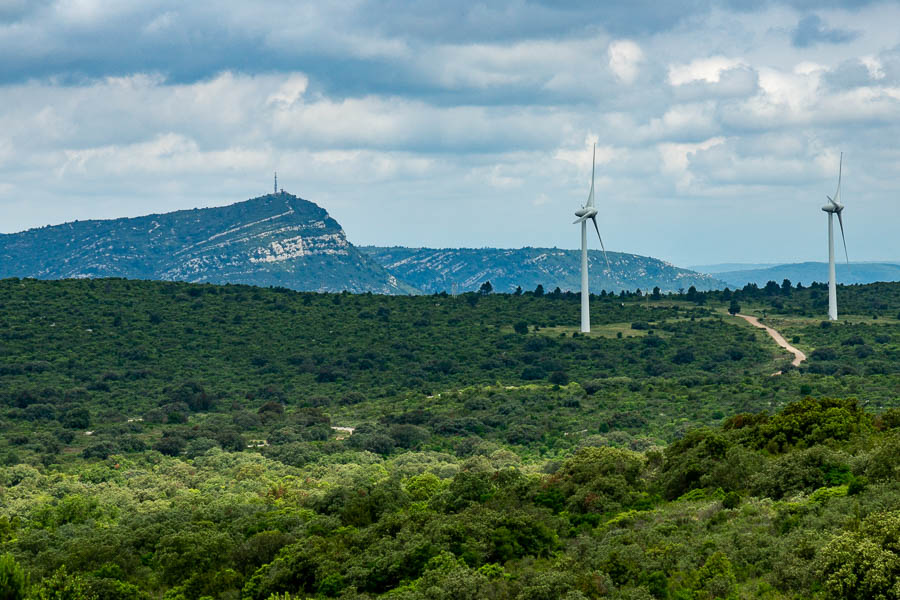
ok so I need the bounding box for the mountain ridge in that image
[2,195,731,295]
[0,193,418,294]
[710,261,900,288]
[360,245,727,294]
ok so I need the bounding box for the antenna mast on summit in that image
[274,172,278,195]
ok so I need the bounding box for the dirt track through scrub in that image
[737,314,806,374]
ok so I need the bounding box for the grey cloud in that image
[0,1,873,88]
[822,59,879,90]
[872,45,900,85]
[791,14,859,47]
[687,138,821,187]
[781,0,876,9]
[0,0,52,23]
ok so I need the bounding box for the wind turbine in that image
[822,152,849,321]
[573,143,611,333]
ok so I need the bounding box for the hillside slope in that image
[360,246,727,294]
[0,193,417,294]
[712,261,900,288]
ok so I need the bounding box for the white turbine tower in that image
[822,152,849,321]
[573,144,611,333]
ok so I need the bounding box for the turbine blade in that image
[837,211,849,263]
[587,143,596,209]
[591,216,611,272]
[573,215,588,224]
[833,152,842,205]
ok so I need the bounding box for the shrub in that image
[82,442,118,460]
[809,346,837,360]
[672,348,695,364]
[521,366,546,380]
[582,380,604,395]
[169,380,212,412]
[61,407,91,429]
[153,435,186,457]
[548,370,570,385]
[875,408,900,430]
[722,491,741,509]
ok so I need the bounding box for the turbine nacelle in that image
[822,196,843,213]
[574,207,598,222]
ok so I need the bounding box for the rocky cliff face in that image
[359,246,727,294]
[0,193,418,294]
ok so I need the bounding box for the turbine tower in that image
[822,152,849,321]
[573,144,611,333]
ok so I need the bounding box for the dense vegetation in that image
[1,278,899,599]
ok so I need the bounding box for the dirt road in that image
[737,314,807,372]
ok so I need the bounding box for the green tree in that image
[728,299,741,316]
[819,510,900,599]
[0,553,27,600]
[29,566,93,600]
[694,552,736,599]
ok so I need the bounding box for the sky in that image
[1,0,899,267]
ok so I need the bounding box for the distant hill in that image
[360,246,726,294]
[689,262,782,273]
[0,193,418,294]
[711,262,900,288]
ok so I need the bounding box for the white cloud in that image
[658,137,726,189]
[533,193,550,206]
[143,10,176,35]
[417,36,613,93]
[608,40,643,84]
[553,136,618,172]
[266,74,309,107]
[861,55,885,80]
[58,133,269,176]
[668,56,746,86]
[2,2,900,265]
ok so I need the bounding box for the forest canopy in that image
[1,278,900,599]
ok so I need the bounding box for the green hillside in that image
[1,278,900,599]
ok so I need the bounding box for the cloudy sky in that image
[1,0,899,266]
